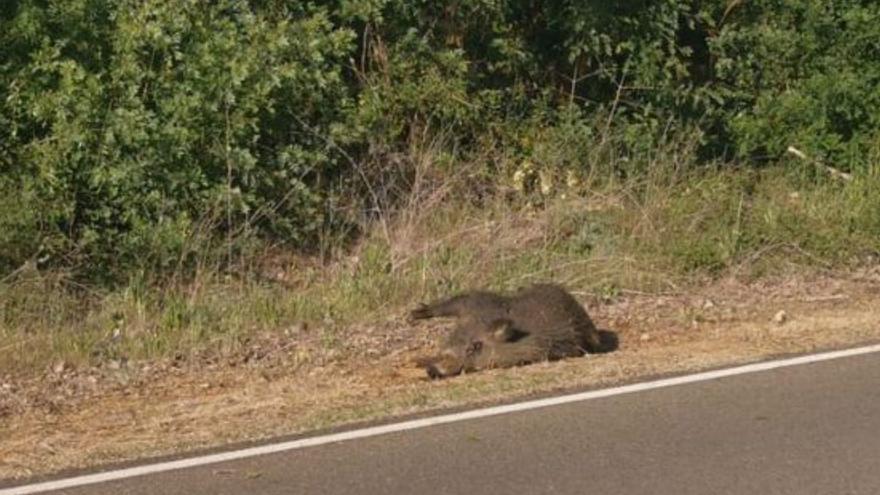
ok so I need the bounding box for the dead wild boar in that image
[411,283,609,379]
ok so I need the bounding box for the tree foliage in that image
[1,0,877,280]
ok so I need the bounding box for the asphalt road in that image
[11,350,880,495]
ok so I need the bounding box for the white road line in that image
[4,343,880,495]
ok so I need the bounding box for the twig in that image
[734,241,833,274]
[785,242,833,268]
[732,242,787,275]
[288,113,391,245]
[599,59,630,149]
[786,146,853,181]
[0,260,34,285]
[801,294,848,303]
[619,288,682,297]
[0,332,39,355]
[719,0,744,28]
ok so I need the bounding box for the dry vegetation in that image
[1,269,879,479]
[3,159,880,479]
[2,149,880,479]
[4,159,878,374]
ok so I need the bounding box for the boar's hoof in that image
[425,363,444,380]
[410,304,433,321]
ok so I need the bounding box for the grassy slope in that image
[2,162,879,376]
[2,272,879,478]
[2,150,880,477]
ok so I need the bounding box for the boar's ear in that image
[489,319,528,342]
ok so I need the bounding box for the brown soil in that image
[2,270,879,480]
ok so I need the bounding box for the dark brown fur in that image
[412,284,606,378]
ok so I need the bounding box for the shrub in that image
[1,0,354,279]
[2,0,879,281]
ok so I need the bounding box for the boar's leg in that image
[411,294,474,320]
[410,291,508,320]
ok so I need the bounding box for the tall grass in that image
[2,136,879,376]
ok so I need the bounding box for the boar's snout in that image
[418,352,465,379]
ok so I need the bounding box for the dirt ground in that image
[1,269,879,480]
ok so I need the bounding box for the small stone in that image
[284,322,309,336]
[640,333,651,342]
[773,310,788,325]
[702,299,716,310]
[52,361,67,374]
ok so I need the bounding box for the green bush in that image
[1,0,354,279]
[1,0,878,282]
[711,0,880,171]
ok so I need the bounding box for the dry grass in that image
[1,269,879,479]
[3,155,880,480]
[3,163,879,376]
